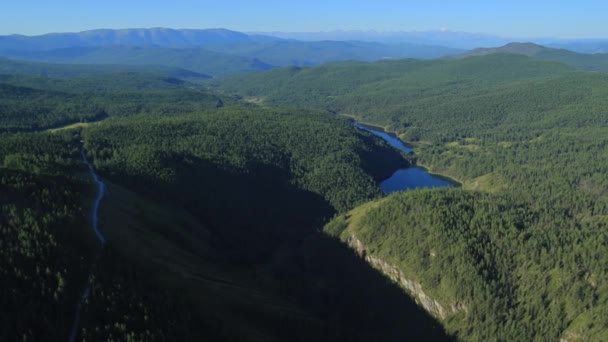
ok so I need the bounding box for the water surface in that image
[355,121,457,193]
[354,122,413,153]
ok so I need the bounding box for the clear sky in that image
[1,0,607,38]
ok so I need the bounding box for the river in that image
[69,147,107,342]
[354,122,457,193]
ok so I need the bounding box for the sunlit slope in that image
[217,54,577,139]
[459,42,608,72]
[0,73,223,131]
[222,51,608,341]
[327,188,608,341]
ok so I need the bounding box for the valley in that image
[354,121,458,193]
[1,24,608,342]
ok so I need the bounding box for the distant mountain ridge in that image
[252,30,513,49]
[0,28,466,76]
[0,28,279,51]
[5,28,608,77]
[462,42,550,57]
[0,56,211,79]
[0,46,274,76]
[456,42,608,72]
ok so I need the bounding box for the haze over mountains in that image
[0,28,460,76]
[4,19,608,341]
[455,42,608,72]
[254,29,608,52]
[2,27,608,77]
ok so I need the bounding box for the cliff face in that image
[346,234,466,320]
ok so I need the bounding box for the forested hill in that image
[216,53,579,141]
[0,46,275,76]
[0,28,276,50]
[220,53,608,340]
[0,28,462,77]
[456,42,608,71]
[0,73,224,131]
[0,57,211,79]
[1,66,457,340]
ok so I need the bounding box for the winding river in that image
[68,147,107,342]
[354,122,457,193]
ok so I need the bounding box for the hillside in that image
[205,40,461,66]
[0,57,210,79]
[0,73,224,131]
[0,41,459,76]
[216,54,577,141]
[220,53,608,340]
[0,46,274,76]
[0,28,464,75]
[0,66,455,340]
[0,28,278,51]
[457,42,608,71]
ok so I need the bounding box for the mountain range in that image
[456,42,608,71]
[1,28,608,77]
[0,28,278,51]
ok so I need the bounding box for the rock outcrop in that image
[346,234,466,320]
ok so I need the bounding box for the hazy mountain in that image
[0,28,279,51]
[205,40,462,65]
[0,57,210,79]
[0,46,274,76]
[253,30,512,49]
[0,28,463,74]
[459,42,551,57]
[547,40,608,54]
[456,42,608,72]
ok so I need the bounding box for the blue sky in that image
[1,0,607,38]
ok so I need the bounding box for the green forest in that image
[221,53,608,339]
[0,68,451,341]
[3,44,608,341]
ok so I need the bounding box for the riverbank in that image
[340,114,399,135]
[413,163,464,188]
[347,113,463,188]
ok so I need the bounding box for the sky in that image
[1,0,608,39]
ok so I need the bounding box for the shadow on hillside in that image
[104,154,453,341]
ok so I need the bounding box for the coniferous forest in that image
[2,26,608,342]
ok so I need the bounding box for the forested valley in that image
[2,38,608,341]
[0,67,450,341]
[220,53,608,340]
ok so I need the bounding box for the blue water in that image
[80,148,106,244]
[380,168,456,194]
[354,122,413,153]
[70,148,107,342]
[354,121,457,194]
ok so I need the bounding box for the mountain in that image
[253,30,513,49]
[0,46,274,76]
[205,40,462,65]
[547,40,608,54]
[0,28,279,51]
[218,53,608,341]
[217,54,575,123]
[456,42,608,71]
[461,42,550,57]
[0,56,210,79]
[0,61,453,340]
[0,28,463,75]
